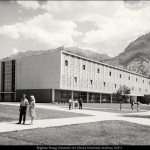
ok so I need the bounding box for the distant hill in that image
[0,46,111,62]
[64,46,111,62]
[104,32,150,77]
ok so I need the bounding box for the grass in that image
[45,103,150,114]
[84,108,138,114]
[0,120,150,145]
[0,105,90,122]
[40,102,150,110]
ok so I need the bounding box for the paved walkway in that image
[0,102,150,133]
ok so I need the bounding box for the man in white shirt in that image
[69,98,72,110]
[17,94,28,124]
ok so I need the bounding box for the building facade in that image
[0,50,150,103]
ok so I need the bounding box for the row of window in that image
[72,77,147,92]
[65,60,148,84]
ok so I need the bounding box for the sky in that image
[0,0,150,59]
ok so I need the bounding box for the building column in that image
[87,92,89,103]
[110,94,113,103]
[71,91,74,99]
[52,89,55,103]
[100,93,102,103]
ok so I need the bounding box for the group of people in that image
[130,99,140,111]
[69,98,83,110]
[17,94,36,125]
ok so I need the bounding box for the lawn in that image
[43,103,150,114]
[0,105,90,122]
[0,120,150,145]
[39,102,150,110]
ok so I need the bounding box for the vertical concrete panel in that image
[16,50,61,90]
[52,89,55,103]
[87,92,89,103]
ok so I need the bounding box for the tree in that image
[115,85,131,110]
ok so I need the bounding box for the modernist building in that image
[0,49,150,103]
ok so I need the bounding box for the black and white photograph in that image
[0,0,150,148]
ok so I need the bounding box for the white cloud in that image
[0,25,19,39]
[0,13,82,48]
[2,1,150,57]
[79,1,150,56]
[12,48,19,54]
[17,1,40,10]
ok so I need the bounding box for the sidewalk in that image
[0,102,150,133]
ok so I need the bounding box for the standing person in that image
[69,98,72,110]
[137,100,140,111]
[78,98,83,109]
[29,95,36,125]
[17,94,28,124]
[75,99,78,109]
[130,99,134,110]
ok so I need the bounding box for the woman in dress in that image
[29,95,36,125]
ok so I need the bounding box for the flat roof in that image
[62,50,150,79]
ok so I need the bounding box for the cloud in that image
[0,13,82,48]
[36,1,150,56]
[0,25,20,39]
[17,1,40,10]
[2,1,150,57]
[79,1,150,56]
[12,48,19,54]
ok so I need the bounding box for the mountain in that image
[0,46,111,62]
[104,32,150,77]
[64,46,111,62]
[1,50,48,61]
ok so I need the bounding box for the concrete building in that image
[0,49,150,103]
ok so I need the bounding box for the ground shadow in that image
[6,122,32,125]
[121,114,150,119]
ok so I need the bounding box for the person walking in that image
[17,94,28,124]
[28,95,36,125]
[137,100,140,111]
[130,99,134,110]
[69,98,72,110]
[78,98,83,109]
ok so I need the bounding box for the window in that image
[65,60,68,66]
[146,89,147,92]
[128,76,130,80]
[143,80,144,83]
[120,74,122,78]
[97,68,100,73]
[103,82,106,86]
[139,88,141,91]
[83,65,85,70]
[90,80,93,85]
[74,77,77,83]
[136,78,137,82]
[115,84,116,88]
[109,71,111,76]
[132,87,134,90]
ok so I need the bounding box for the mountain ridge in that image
[104,32,150,76]
[0,46,111,63]
[1,32,150,76]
